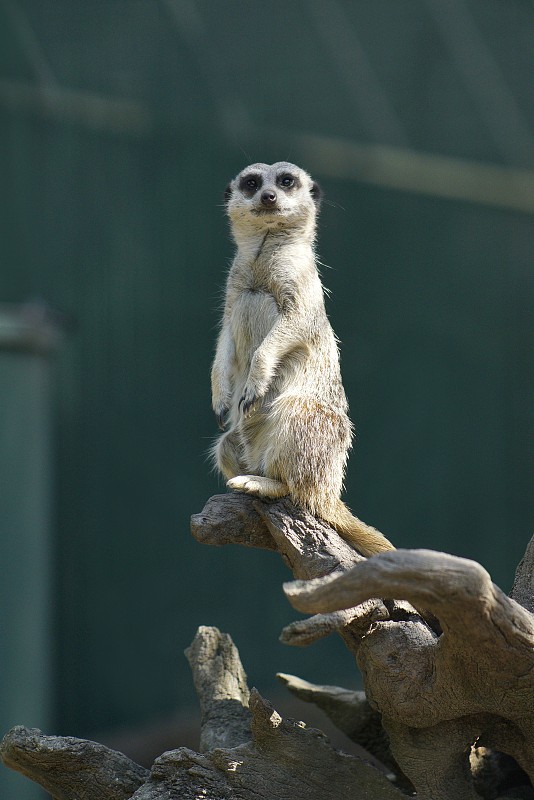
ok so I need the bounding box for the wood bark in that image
[193,494,534,799]
[0,628,404,800]
[1,493,532,800]
[0,725,149,800]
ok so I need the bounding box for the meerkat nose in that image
[261,190,277,206]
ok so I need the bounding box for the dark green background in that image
[1,0,532,744]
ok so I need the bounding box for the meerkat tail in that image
[322,499,395,557]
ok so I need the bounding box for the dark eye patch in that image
[277,173,300,190]
[239,174,262,195]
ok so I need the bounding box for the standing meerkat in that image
[211,161,394,557]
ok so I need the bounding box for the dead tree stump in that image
[1,493,532,800]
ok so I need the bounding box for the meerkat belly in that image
[230,289,279,372]
[280,328,346,405]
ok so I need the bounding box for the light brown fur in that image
[211,161,394,557]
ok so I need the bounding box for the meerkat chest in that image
[230,287,279,363]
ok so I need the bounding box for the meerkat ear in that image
[310,181,322,207]
[224,183,233,204]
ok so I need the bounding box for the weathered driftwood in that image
[276,672,400,778]
[1,627,404,800]
[192,493,534,800]
[192,494,423,642]
[0,725,148,800]
[1,493,533,800]
[284,547,534,794]
[184,624,252,752]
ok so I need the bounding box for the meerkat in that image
[210,161,394,557]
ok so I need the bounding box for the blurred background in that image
[1,0,533,796]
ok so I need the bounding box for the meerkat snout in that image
[260,190,277,206]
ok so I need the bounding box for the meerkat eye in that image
[279,174,295,188]
[239,174,262,194]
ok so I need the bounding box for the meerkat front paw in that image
[240,355,272,416]
[238,386,262,417]
[211,368,233,428]
[213,402,230,430]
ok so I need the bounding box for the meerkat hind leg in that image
[227,475,289,499]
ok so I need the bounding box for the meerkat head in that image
[224,162,321,240]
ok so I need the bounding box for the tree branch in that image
[0,726,148,800]
[184,625,251,752]
[283,539,534,796]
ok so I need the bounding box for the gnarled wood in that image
[1,627,406,800]
[127,688,405,800]
[0,725,148,800]
[184,625,251,752]
[192,494,534,799]
[192,494,422,638]
[2,494,532,800]
[284,544,534,798]
[276,673,397,777]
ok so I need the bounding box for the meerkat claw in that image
[239,394,257,416]
[216,410,228,430]
[214,404,229,430]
